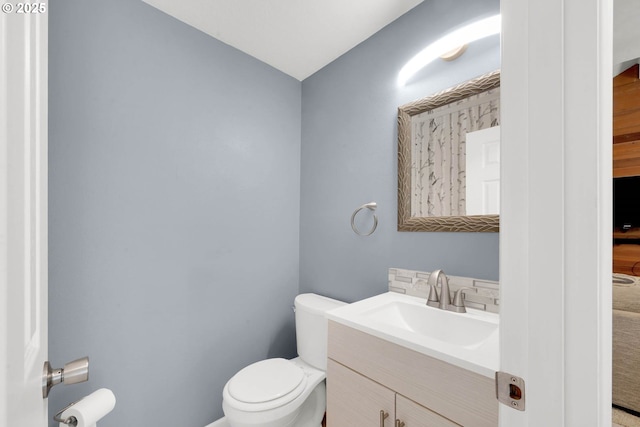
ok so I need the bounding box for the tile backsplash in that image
[389,268,499,313]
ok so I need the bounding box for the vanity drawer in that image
[328,320,498,427]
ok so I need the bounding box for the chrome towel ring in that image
[351,202,378,236]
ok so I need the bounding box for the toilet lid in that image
[228,358,306,404]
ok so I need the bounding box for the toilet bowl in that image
[221,294,345,427]
[222,358,325,427]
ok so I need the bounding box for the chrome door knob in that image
[42,356,89,398]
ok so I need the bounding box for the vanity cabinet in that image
[326,321,498,427]
[328,359,460,426]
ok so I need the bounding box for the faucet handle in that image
[450,288,474,313]
[426,282,440,307]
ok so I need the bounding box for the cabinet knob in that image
[380,410,389,426]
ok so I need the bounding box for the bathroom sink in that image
[360,300,497,347]
[326,292,499,377]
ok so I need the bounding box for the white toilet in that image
[221,293,346,427]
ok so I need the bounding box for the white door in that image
[466,126,500,215]
[0,3,49,426]
[500,0,612,426]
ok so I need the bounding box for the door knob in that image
[42,356,89,398]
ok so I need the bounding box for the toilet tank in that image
[294,293,346,371]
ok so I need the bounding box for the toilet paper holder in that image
[52,388,116,427]
[53,400,80,426]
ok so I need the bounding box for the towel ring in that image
[351,202,378,236]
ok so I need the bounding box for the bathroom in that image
[0,0,626,425]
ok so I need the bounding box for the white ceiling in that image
[141,0,424,81]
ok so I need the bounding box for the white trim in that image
[500,0,612,425]
[564,0,613,424]
[0,6,48,425]
[0,11,8,424]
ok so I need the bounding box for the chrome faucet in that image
[426,269,467,313]
[427,269,451,309]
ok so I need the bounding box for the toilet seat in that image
[225,358,307,412]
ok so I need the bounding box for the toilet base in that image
[206,417,322,427]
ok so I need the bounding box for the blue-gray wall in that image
[48,0,301,426]
[49,0,500,425]
[300,0,501,303]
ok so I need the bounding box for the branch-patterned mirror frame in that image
[397,70,500,232]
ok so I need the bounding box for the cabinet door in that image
[396,394,462,427]
[327,359,395,426]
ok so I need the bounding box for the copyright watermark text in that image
[2,3,47,14]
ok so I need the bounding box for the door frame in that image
[500,0,612,425]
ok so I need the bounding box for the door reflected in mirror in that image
[464,126,500,216]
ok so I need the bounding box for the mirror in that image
[397,70,501,232]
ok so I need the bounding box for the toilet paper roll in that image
[58,388,116,427]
